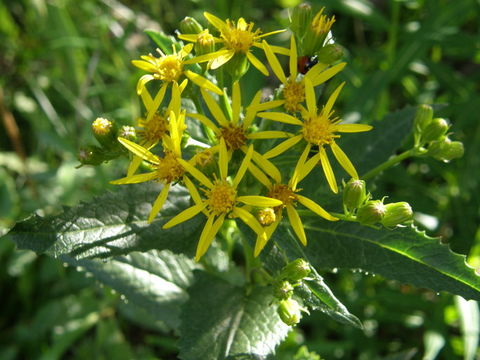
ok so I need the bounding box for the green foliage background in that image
[1,0,479,359]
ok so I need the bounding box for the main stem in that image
[361,148,416,181]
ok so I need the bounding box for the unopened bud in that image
[381,202,413,228]
[273,280,294,300]
[277,298,302,326]
[356,200,386,225]
[343,179,367,212]
[413,104,433,139]
[281,258,311,283]
[225,53,250,81]
[195,29,215,56]
[117,125,137,142]
[92,117,117,149]
[421,118,449,143]
[303,7,335,55]
[428,137,464,162]
[257,208,276,226]
[77,145,104,166]
[290,3,312,39]
[179,16,203,35]
[316,43,344,64]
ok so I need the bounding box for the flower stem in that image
[361,148,418,181]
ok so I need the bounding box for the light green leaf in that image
[265,221,480,301]
[144,30,178,55]
[179,272,290,360]
[5,184,203,259]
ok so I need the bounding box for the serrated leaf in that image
[6,184,203,260]
[69,250,198,329]
[179,272,290,360]
[267,221,480,301]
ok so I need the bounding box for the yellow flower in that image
[253,145,338,256]
[188,81,287,184]
[132,43,222,96]
[180,12,289,76]
[110,110,187,223]
[163,139,282,261]
[263,36,346,113]
[258,79,373,193]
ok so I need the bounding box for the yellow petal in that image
[187,113,220,134]
[163,203,206,229]
[177,34,199,42]
[201,88,229,127]
[257,29,286,38]
[232,207,265,237]
[204,12,226,30]
[286,204,307,246]
[304,76,317,115]
[140,87,153,109]
[219,138,228,180]
[127,155,144,177]
[323,82,345,117]
[148,184,171,223]
[178,158,214,188]
[195,215,215,261]
[136,74,155,95]
[298,153,320,184]
[184,176,203,206]
[296,194,338,221]
[209,49,236,69]
[253,43,290,56]
[331,142,358,179]
[232,144,253,187]
[257,111,303,126]
[247,131,290,139]
[262,40,286,83]
[263,135,303,159]
[336,123,373,133]
[247,162,273,189]
[196,214,225,261]
[254,217,281,257]
[246,51,269,76]
[179,43,194,58]
[232,81,241,125]
[250,99,285,113]
[319,147,338,193]
[146,83,168,122]
[244,90,263,127]
[289,36,298,79]
[184,70,223,95]
[179,79,189,93]
[132,60,157,73]
[110,171,158,185]
[183,49,231,65]
[309,62,346,87]
[251,150,281,184]
[237,196,282,207]
[118,137,160,164]
[290,143,311,189]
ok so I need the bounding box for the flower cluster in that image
[88,7,374,261]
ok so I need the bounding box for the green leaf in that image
[6,184,203,260]
[70,250,199,329]
[179,272,290,360]
[144,30,177,55]
[265,221,480,301]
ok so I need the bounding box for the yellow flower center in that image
[268,184,297,210]
[155,151,185,184]
[302,114,339,146]
[137,113,168,143]
[156,55,183,82]
[92,117,112,135]
[219,125,247,151]
[311,9,336,36]
[257,208,276,226]
[282,79,305,113]
[222,18,260,53]
[205,180,237,216]
[194,149,214,167]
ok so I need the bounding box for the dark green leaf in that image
[6,184,203,260]
[144,30,178,54]
[179,272,290,360]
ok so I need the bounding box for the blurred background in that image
[1,0,479,358]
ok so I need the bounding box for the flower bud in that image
[77,145,105,166]
[281,258,311,283]
[273,280,294,300]
[343,179,367,212]
[290,3,312,40]
[257,208,276,226]
[179,16,203,35]
[356,200,386,225]
[381,202,413,228]
[302,7,335,55]
[421,118,449,143]
[277,298,302,326]
[195,29,215,56]
[224,53,250,81]
[316,43,344,64]
[413,104,433,140]
[92,117,117,149]
[117,125,137,142]
[428,137,464,162]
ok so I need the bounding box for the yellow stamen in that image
[92,117,112,135]
[257,208,276,226]
[222,18,260,53]
[282,79,305,113]
[268,184,298,211]
[311,8,336,36]
[204,179,237,216]
[220,124,247,151]
[156,151,185,183]
[302,113,340,146]
[137,113,168,143]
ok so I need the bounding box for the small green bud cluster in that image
[357,199,413,228]
[272,258,312,326]
[290,3,342,63]
[413,105,464,162]
[77,117,134,167]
